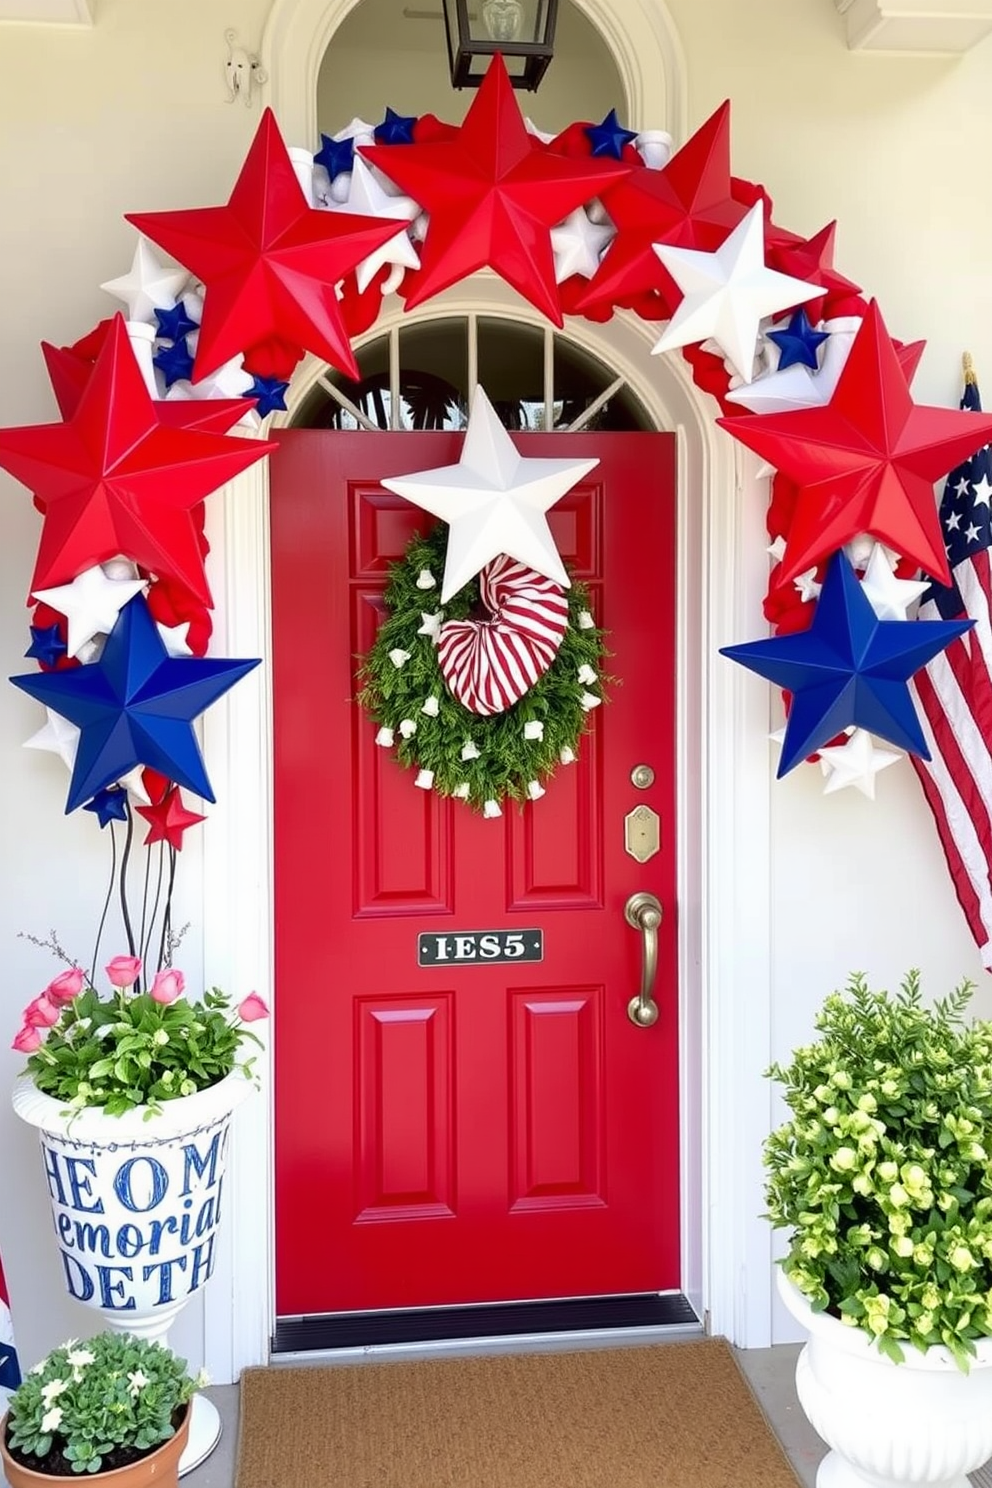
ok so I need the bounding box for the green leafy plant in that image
[764,970,992,1369]
[2,1331,204,1475]
[357,524,610,811]
[11,955,268,1118]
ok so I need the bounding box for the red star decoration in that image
[575,100,748,316]
[359,54,631,327]
[125,108,402,382]
[766,222,862,324]
[717,300,992,586]
[0,314,274,606]
[136,786,205,850]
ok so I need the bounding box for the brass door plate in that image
[624,804,660,863]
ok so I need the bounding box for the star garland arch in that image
[2,49,989,835]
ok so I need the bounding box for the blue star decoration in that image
[767,308,829,372]
[248,375,289,417]
[374,107,417,145]
[153,337,195,388]
[9,593,260,813]
[314,132,356,181]
[720,552,974,776]
[584,108,638,160]
[25,622,67,668]
[154,303,199,342]
[83,786,129,828]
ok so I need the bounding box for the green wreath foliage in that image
[357,525,609,811]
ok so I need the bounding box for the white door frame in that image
[198,278,775,1381]
[193,0,776,1383]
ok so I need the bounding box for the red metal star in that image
[0,315,274,606]
[360,54,631,326]
[766,222,862,324]
[136,786,205,850]
[575,100,748,316]
[126,108,402,382]
[717,300,992,586]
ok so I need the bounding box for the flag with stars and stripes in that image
[910,370,992,966]
[0,1251,21,1403]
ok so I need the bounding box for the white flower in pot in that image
[764,970,992,1488]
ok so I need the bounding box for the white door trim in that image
[198,276,774,1381]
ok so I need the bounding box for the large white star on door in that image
[381,385,598,603]
[651,203,821,383]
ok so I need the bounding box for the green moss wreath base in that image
[357,526,610,813]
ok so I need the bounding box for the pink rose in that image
[45,967,85,1005]
[106,955,142,988]
[23,995,60,1029]
[11,1025,42,1053]
[149,969,185,1005]
[237,993,269,1023]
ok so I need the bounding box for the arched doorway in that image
[200,0,774,1378]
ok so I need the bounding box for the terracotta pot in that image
[0,1403,190,1488]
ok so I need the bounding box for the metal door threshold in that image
[272,1291,700,1362]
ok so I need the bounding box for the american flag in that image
[0,1251,20,1403]
[910,371,992,968]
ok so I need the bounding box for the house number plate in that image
[418,929,544,966]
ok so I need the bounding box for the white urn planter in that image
[12,1071,254,1477]
[777,1265,992,1488]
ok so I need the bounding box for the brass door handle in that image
[624,891,662,1027]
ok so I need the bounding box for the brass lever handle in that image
[624,891,662,1027]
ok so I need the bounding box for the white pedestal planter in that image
[777,1265,992,1488]
[12,1072,254,1477]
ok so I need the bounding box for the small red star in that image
[360,54,631,326]
[126,108,403,381]
[766,221,862,324]
[718,300,992,586]
[136,786,206,850]
[575,100,747,316]
[0,315,273,606]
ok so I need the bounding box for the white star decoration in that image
[859,545,930,621]
[551,208,615,283]
[156,621,193,658]
[818,729,901,799]
[725,317,861,415]
[25,709,79,770]
[381,385,597,603]
[328,156,420,294]
[32,564,146,658]
[651,203,821,383]
[101,237,188,323]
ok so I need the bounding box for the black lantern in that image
[442,0,558,90]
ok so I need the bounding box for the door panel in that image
[271,430,678,1316]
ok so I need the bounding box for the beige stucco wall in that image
[1,0,992,1374]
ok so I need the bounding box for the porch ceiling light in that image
[442,0,558,90]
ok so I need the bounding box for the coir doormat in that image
[235,1337,802,1488]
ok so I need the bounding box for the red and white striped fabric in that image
[0,1250,20,1402]
[437,555,569,716]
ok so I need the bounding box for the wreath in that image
[357,525,609,814]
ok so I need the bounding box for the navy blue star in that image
[9,594,260,813]
[84,787,129,828]
[247,376,289,417]
[154,303,199,342]
[153,337,195,388]
[25,623,67,668]
[584,108,638,160]
[767,309,829,371]
[374,107,417,145]
[314,132,356,180]
[720,552,974,776]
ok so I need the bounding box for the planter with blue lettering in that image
[11,1071,252,1341]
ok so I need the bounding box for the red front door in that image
[271,429,678,1316]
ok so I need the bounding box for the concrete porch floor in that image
[186,1341,827,1487]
